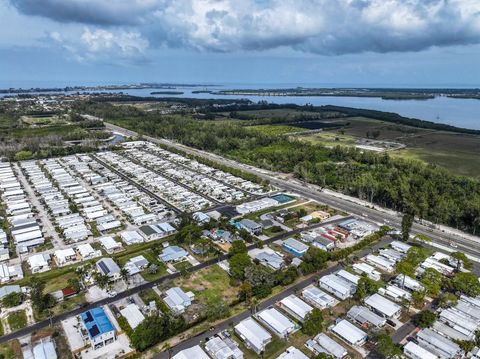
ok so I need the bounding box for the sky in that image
[1,0,480,87]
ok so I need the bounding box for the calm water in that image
[1,82,479,130]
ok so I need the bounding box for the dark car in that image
[386,319,397,327]
[406,336,419,344]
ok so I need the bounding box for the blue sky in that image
[1,0,480,87]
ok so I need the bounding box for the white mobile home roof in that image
[331,319,367,346]
[365,254,395,271]
[319,274,354,298]
[13,229,43,243]
[364,294,401,318]
[302,286,336,309]
[172,345,210,359]
[235,317,272,351]
[352,262,381,280]
[120,304,145,329]
[204,336,243,359]
[336,269,360,285]
[417,328,463,358]
[257,308,296,337]
[276,346,309,359]
[404,341,438,359]
[279,294,313,320]
[311,333,348,359]
[391,240,411,253]
[347,305,386,328]
[455,299,480,321]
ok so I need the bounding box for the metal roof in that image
[280,294,313,320]
[364,294,401,318]
[80,307,114,339]
[235,317,271,351]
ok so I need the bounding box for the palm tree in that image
[120,268,129,288]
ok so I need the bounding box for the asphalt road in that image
[0,217,347,344]
[154,237,394,358]
[105,123,480,257]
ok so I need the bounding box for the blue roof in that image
[80,307,114,339]
[159,246,188,262]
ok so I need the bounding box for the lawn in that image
[0,340,21,359]
[173,261,193,272]
[7,310,27,331]
[174,264,239,305]
[44,271,78,293]
[53,293,86,315]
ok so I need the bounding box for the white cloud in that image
[11,0,480,55]
[49,28,149,64]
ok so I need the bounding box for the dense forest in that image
[75,100,480,235]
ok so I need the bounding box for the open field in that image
[20,114,68,127]
[294,116,480,178]
[245,124,304,136]
[173,264,240,305]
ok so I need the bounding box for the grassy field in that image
[20,114,68,126]
[245,124,304,136]
[294,116,480,179]
[173,264,239,305]
[7,310,27,331]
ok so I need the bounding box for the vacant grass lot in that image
[7,310,27,331]
[174,264,239,305]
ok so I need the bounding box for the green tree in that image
[244,264,275,299]
[302,308,324,335]
[414,310,437,328]
[67,278,81,293]
[1,292,24,307]
[205,298,230,321]
[130,314,185,351]
[355,277,382,300]
[375,332,402,358]
[275,266,299,286]
[229,252,252,281]
[451,252,473,270]
[229,240,247,256]
[29,278,55,313]
[401,213,414,242]
[420,268,443,297]
[411,290,426,308]
[438,292,458,308]
[14,150,33,161]
[451,272,480,297]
